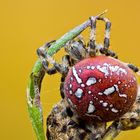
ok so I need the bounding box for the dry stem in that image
[47,87,140,140]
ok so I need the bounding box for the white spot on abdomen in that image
[81,84,85,87]
[109,65,119,72]
[102,102,108,107]
[98,92,103,95]
[88,91,92,94]
[117,68,127,75]
[87,101,95,113]
[118,93,127,98]
[70,77,73,81]
[118,81,121,84]
[75,88,83,98]
[103,86,116,95]
[102,63,127,76]
[86,77,97,86]
[69,84,72,88]
[114,84,119,91]
[111,108,118,113]
[97,65,109,76]
[100,100,103,103]
[72,67,82,84]
[91,66,95,70]
[69,90,72,94]
[87,66,90,69]
[86,65,95,70]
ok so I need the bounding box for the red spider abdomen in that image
[64,56,138,122]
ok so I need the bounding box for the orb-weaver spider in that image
[27,11,140,140]
[36,12,139,124]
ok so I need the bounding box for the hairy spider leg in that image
[88,16,97,57]
[59,54,76,102]
[95,17,118,59]
[99,17,111,50]
[88,10,108,57]
[37,41,75,100]
[76,35,86,48]
[105,49,118,59]
[37,41,70,75]
[60,76,65,99]
[37,40,58,75]
[60,55,72,99]
[127,64,140,74]
[60,55,75,116]
[99,45,118,59]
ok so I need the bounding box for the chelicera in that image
[37,15,139,123]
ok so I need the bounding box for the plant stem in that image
[27,19,91,140]
[102,121,122,140]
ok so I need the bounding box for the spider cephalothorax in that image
[37,14,139,123]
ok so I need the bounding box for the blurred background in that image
[0,0,140,139]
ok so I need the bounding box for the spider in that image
[36,14,139,123]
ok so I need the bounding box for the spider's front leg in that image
[97,17,118,59]
[38,42,75,100]
[38,41,75,117]
[87,11,108,57]
[37,41,69,76]
[87,16,97,57]
[37,40,58,75]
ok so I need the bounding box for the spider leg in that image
[37,43,73,99]
[105,49,118,59]
[98,17,111,49]
[103,17,111,49]
[96,17,118,59]
[87,10,108,57]
[127,64,139,73]
[37,41,69,75]
[60,55,75,99]
[76,35,86,48]
[43,61,57,75]
[98,44,118,59]
[37,40,58,75]
[60,55,70,99]
[66,106,74,117]
[60,55,71,99]
[59,55,76,118]
[88,16,97,57]
[60,80,65,99]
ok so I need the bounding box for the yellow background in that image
[0,0,140,139]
